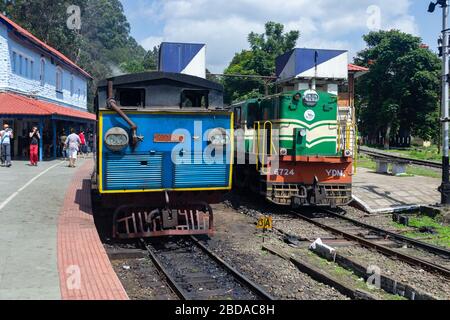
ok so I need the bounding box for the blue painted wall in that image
[100,112,232,192]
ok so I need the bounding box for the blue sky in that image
[120,0,443,73]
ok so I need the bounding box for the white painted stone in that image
[310,238,336,260]
[376,160,389,174]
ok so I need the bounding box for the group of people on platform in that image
[0,123,94,168]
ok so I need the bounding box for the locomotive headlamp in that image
[293,93,301,101]
[208,128,230,146]
[105,127,129,152]
[303,89,320,107]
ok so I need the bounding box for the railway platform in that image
[0,159,128,300]
[352,168,440,214]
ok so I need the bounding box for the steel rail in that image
[321,209,450,258]
[140,239,189,300]
[290,211,450,278]
[190,236,275,301]
[359,147,442,169]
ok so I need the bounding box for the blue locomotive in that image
[92,72,233,239]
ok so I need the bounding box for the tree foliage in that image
[0,0,158,111]
[223,22,299,104]
[355,30,441,147]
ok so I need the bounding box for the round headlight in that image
[207,128,230,146]
[303,89,320,107]
[105,127,129,152]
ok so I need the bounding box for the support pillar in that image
[52,119,57,159]
[39,118,44,162]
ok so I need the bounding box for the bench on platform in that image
[372,156,409,176]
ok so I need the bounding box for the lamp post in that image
[429,0,450,205]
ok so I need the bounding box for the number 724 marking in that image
[273,169,295,176]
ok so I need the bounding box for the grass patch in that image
[380,146,441,162]
[305,251,406,300]
[356,153,441,179]
[393,216,450,248]
[356,154,376,170]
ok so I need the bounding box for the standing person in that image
[29,127,40,166]
[88,131,95,154]
[0,123,13,168]
[79,129,86,159]
[65,128,81,168]
[60,130,68,160]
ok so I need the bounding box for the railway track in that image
[291,209,450,278]
[140,237,274,301]
[359,146,442,169]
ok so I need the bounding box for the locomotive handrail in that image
[346,122,352,151]
[254,122,261,171]
[337,120,342,152]
[261,121,273,174]
[254,121,277,174]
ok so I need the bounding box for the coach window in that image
[181,90,209,108]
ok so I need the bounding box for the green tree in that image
[355,30,441,149]
[223,22,299,104]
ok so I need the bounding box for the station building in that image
[0,14,95,161]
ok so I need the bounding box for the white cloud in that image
[141,36,164,50]
[132,0,418,73]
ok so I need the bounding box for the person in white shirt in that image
[0,123,13,168]
[65,128,81,168]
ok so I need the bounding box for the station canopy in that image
[0,92,96,122]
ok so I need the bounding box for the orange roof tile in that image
[348,63,369,72]
[0,92,96,121]
[0,14,92,79]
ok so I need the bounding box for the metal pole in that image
[441,1,450,205]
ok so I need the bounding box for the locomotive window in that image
[181,90,209,108]
[247,102,259,128]
[234,107,242,127]
[117,88,146,107]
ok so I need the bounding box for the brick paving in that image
[57,160,128,300]
[353,168,440,213]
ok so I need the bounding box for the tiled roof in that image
[0,14,92,79]
[348,64,369,72]
[0,92,96,121]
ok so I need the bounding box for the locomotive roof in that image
[98,71,223,92]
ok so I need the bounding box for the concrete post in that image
[441,2,450,205]
[39,118,44,162]
[52,119,57,159]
